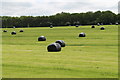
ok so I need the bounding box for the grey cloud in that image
[1,1,118,16]
[118,1,120,13]
[2,2,32,7]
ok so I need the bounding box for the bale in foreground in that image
[79,32,86,37]
[47,43,61,52]
[11,31,16,35]
[55,40,65,47]
[38,36,46,41]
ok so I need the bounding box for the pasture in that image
[2,25,118,78]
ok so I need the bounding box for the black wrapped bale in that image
[101,23,103,25]
[91,25,95,28]
[19,30,24,32]
[75,25,79,27]
[50,25,53,28]
[3,30,7,32]
[97,23,100,26]
[110,23,112,25]
[116,22,118,25]
[47,43,61,52]
[38,36,46,41]
[79,32,86,37]
[100,27,105,30]
[11,31,16,35]
[55,40,65,47]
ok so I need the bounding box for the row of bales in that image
[50,24,105,30]
[38,36,65,52]
[49,22,118,28]
[3,25,106,52]
[37,25,105,52]
[3,30,24,35]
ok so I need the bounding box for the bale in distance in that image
[75,25,79,27]
[3,30,7,32]
[50,25,53,28]
[19,30,24,32]
[55,40,65,47]
[97,23,100,26]
[116,22,118,25]
[100,27,105,30]
[38,36,46,41]
[91,25,95,28]
[101,23,103,25]
[11,31,16,35]
[79,32,86,37]
[47,43,61,52]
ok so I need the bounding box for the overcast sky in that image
[1,0,119,16]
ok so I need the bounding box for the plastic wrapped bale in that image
[55,40,65,47]
[97,23,100,26]
[19,30,24,32]
[116,22,118,25]
[50,25,53,28]
[3,30,7,32]
[75,25,79,27]
[101,23,103,25]
[38,36,46,41]
[100,27,105,30]
[47,43,61,52]
[110,23,112,25]
[11,31,16,35]
[79,32,86,37]
[91,25,95,28]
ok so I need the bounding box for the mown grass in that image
[2,25,118,78]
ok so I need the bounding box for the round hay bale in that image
[91,25,95,28]
[11,31,16,35]
[47,43,61,52]
[19,30,24,32]
[79,32,86,37]
[3,30,7,32]
[55,40,65,47]
[100,27,105,30]
[110,23,112,25]
[50,25,53,28]
[38,36,46,41]
[116,22,118,25]
[97,23,100,26]
[75,25,79,27]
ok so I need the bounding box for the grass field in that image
[2,25,118,78]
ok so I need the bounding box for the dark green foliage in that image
[1,10,119,28]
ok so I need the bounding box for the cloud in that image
[1,0,119,16]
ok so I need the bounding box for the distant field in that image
[2,25,118,78]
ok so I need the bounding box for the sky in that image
[0,0,119,16]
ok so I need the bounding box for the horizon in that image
[0,10,119,17]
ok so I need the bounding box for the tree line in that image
[1,10,120,28]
